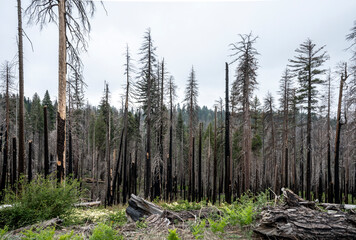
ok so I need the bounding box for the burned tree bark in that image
[43,106,49,177]
[213,106,218,205]
[28,141,32,183]
[225,62,231,203]
[334,64,348,204]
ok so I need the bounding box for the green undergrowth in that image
[0,175,82,229]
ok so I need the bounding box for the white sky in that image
[0,0,355,110]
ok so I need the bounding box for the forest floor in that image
[1,199,264,239]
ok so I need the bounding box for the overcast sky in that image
[0,0,355,110]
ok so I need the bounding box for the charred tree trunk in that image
[334,67,347,204]
[225,62,231,203]
[11,137,17,190]
[0,65,10,200]
[28,141,32,183]
[213,106,217,204]
[44,106,49,177]
[109,129,124,205]
[192,137,195,202]
[327,73,332,203]
[167,79,173,201]
[198,123,202,202]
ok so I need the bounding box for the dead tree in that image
[28,141,32,183]
[198,122,203,202]
[26,0,100,183]
[43,106,49,177]
[213,106,218,204]
[17,0,25,180]
[225,62,231,203]
[230,33,259,192]
[334,63,348,203]
[184,66,198,201]
[0,61,15,201]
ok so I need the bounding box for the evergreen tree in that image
[288,38,328,200]
[230,33,259,192]
[136,28,157,199]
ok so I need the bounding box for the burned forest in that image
[0,1,356,239]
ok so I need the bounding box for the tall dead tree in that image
[230,33,259,192]
[334,63,348,203]
[26,0,99,183]
[213,106,218,204]
[326,70,333,202]
[225,62,231,203]
[167,76,176,201]
[122,46,133,204]
[184,66,198,201]
[17,0,25,180]
[279,68,293,188]
[0,62,14,200]
[44,106,49,177]
[198,122,203,202]
[289,38,328,200]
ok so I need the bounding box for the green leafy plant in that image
[89,223,123,240]
[136,220,147,229]
[107,209,127,227]
[21,227,55,240]
[167,228,180,240]
[0,175,82,229]
[208,218,227,234]
[191,220,206,239]
[58,231,83,240]
[0,226,9,240]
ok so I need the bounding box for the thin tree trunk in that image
[198,123,202,202]
[44,106,49,177]
[334,69,346,204]
[213,106,217,204]
[109,129,124,205]
[167,80,173,201]
[225,62,231,203]
[306,66,312,201]
[145,36,152,200]
[11,137,17,190]
[17,0,25,180]
[28,141,32,183]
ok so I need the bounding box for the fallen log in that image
[126,194,220,224]
[10,217,63,234]
[319,203,356,211]
[254,188,356,239]
[74,201,101,207]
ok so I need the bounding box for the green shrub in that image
[0,175,81,229]
[58,231,83,240]
[208,218,227,234]
[21,227,55,240]
[89,223,123,240]
[167,228,180,240]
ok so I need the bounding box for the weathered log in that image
[74,201,101,207]
[320,203,356,211]
[126,194,164,222]
[254,189,356,239]
[126,194,220,224]
[10,217,63,234]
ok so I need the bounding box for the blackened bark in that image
[28,141,32,183]
[11,137,17,190]
[44,106,49,177]
[198,123,202,202]
[57,115,65,182]
[109,129,124,205]
[225,62,231,203]
[213,106,217,204]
